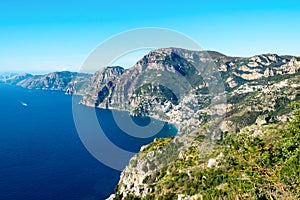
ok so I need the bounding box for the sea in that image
[0,83,177,200]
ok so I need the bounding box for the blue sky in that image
[0,0,300,73]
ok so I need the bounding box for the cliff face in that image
[110,73,300,199]
[3,71,91,94]
[4,49,299,134]
[1,73,33,84]
[80,48,300,134]
[19,71,91,94]
[79,66,124,107]
[103,49,300,199]
[2,48,300,199]
[112,107,300,199]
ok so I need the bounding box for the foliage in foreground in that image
[115,102,300,200]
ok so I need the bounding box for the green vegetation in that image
[195,87,210,95]
[134,83,178,105]
[141,137,174,154]
[162,52,203,87]
[230,111,261,128]
[225,74,300,132]
[261,72,300,85]
[115,102,300,199]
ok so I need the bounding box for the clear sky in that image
[0,0,300,73]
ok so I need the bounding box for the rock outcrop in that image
[104,49,300,199]
[2,48,300,199]
[79,66,124,106]
[80,48,300,134]
[110,72,300,199]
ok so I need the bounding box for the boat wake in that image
[18,100,28,107]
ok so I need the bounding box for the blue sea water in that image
[0,83,177,200]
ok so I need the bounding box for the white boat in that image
[19,101,28,107]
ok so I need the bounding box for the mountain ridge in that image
[1,48,300,199]
[0,71,91,94]
[2,48,300,135]
[78,48,300,134]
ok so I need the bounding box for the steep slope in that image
[79,66,125,107]
[2,73,33,84]
[1,48,299,199]
[5,71,91,94]
[110,100,300,200]
[110,85,300,199]
[103,48,300,199]
[81,48,300,134]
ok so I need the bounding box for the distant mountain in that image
[0,72,20,83]
[2,48,300,199]
[0,73,33,84]
[4,48,300,134]
[4,71,91,94]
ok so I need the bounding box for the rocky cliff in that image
[111,102,300,199]
[80,48,300,134]
[1,73,33,84]
[2,48,300,199]
[3,71,91,94]
[79,66,124,107]
[110,73,300,199]
[101,48,300,199]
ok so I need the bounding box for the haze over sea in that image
[0,83,177,200]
